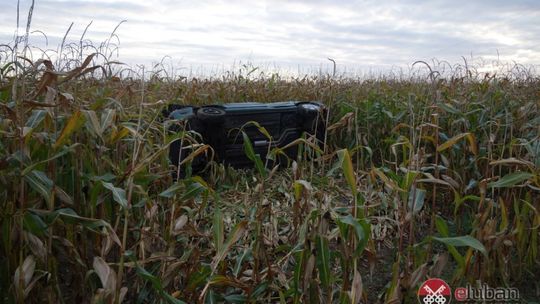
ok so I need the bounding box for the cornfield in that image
[1,22,539,304]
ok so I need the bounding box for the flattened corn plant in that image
[0,38,539,303]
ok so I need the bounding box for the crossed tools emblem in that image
[422,284,447,304]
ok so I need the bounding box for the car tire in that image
[197,106,226,124]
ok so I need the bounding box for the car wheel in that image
[197,106,226,123]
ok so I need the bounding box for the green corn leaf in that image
[432,235,488,257]
[328,149,357,195]
[242,131,256,161]
[223,294,247,303]
[337,214,370,256]
[293,250,305,296]
[82,110,103,139]
[206,290,218,304]
[100,108,116,131]
[161,176,213,200]
[136,265,186,304]
[101,181,128,208]
[159,183,183,198]
[435,216,449,237]
[242,131,266,177]
[162,292,187,304]
[23,212,48,237]
[337,149,357,197]
[28,208,120,246]
[24,170,53,205]
[434,216,464,267]
[436,102,460,115]
[233,248,251,277]
[136,265,163,290]
[251,281,269,298]
[488,172,534,188]
[22,144,78,176]
[213,208,224,253]
[408,187,426,214]
[212,220,248,271]
[315,235,331,289]
[25,109,47,129]
[245,120,272,140]
[181,180,206,200]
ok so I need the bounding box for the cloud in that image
[1,0,538,74]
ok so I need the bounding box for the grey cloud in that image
[1,0,539,73]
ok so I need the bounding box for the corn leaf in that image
[24,170,53,206]
[159,183,183,198]
[53,111,86,149]
[337,214,370,256]
[25,109,47,129]
[437,132,477,155]
[488,172,534,188]
[242,131,266,177]
[212,220,248,271]
[337,149,357,197]
[408,187,426,214]
[432,235,487,257]
[82,110,102,139]
[315,235,331,289]
[101,181,128,208]
[434,217,465,267]
[213,209,224,253]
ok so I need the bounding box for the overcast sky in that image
[1,0,539,76]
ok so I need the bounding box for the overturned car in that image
[165,101,326,175]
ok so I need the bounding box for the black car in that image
[165,101,326,174]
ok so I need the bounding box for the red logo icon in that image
[418,278,452,304]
